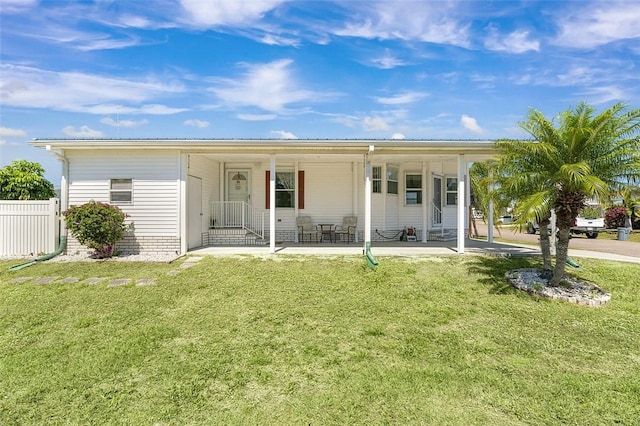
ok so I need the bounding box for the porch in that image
[201,200,459,247]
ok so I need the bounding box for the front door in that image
[433,175,442,226]
[187,175,203,249]
[227,170,250,203]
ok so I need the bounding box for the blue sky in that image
[1,0,640,183]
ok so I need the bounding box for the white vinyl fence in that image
[0,198,60,256]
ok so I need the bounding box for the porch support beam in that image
[364,146,373,249]
[488,169,494,243]
[457,154,466,254]
[269,155,276,254]
[180,153,188,255]
[352,161,359,242]
[219,162,225,203]
[422,161,428,243]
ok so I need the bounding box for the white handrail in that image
[432,202,442,227]
[210,201,264,238]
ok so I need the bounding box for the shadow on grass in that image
[466,256,543,295]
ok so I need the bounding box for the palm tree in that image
[620,186,640,228]
[469,161,510,238]
[493,140,556,270]
[496,102,640,286]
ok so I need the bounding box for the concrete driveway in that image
[472,223,640,262]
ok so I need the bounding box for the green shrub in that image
[64,201,128,258]
[604,206,626,228]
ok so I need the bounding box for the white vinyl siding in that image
[67,151,180,236]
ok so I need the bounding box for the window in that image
[387,165,398,195]
[405,173,422,205]
[275,171,295,208]
[265,171,305,209]
[446,177,457,205]
[372,166,382,193]
[110,178,132,204]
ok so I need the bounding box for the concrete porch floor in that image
[189,238,542,258]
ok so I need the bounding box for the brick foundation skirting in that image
[66,235,181,255]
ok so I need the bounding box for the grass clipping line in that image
[506,268,611,306]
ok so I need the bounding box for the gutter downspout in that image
[364,145,378,268]
[46,145,69,238]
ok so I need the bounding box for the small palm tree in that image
[496,102,640,286]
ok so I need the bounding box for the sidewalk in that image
[189,238,640,264]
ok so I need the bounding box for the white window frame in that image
[445,176,458,206]
[405,172,422,205]
[387,164,399,195]
[372,166,382,194]
[275,170,295,208]
[110,178,133,205]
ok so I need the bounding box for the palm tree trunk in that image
[469,205,478,238]
[551,226,571,286]
[538,219,552,270]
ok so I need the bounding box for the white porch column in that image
[488,169,494,243]
[180,153,188,255]
[219,162,225,202]
[294,161,300,243]
[269,155,276,254]
[352,161,359,242]
[364,146,374,249]
[422,161,428,243]
[457,154,466,254]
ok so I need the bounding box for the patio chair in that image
[296,216,321,243]
[335,216,357,243]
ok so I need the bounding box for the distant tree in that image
[496,102,640,286]
[0,160,56,200]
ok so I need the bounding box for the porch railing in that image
[210,201,264,238]
[432,203,442,227]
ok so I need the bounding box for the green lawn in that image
[1,255,639,425]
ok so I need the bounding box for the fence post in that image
[49,198,60,252]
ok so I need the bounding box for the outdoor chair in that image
[335,216,357,243]
[296,216,321,243]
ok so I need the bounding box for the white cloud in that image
[362,116,390,132]
[179,0,285,26]
[0,0,37,13]
[375,91,428,105]
[183,119,210,128]
[212,59,317,112]
[484,26,540,53]
[554,3,640,48]
[62,125,104,138]
[334,1,470,47]
[100,117,148,128]
[579,85,628,105]
[391,133,405,140]
[0,127,27,137]
[270,130,298,139]
[238,113,277,121]
[370,49,409,69]
[0,64,185,114]
[460,115,483,134]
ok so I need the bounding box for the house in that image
[32,138,497,256]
